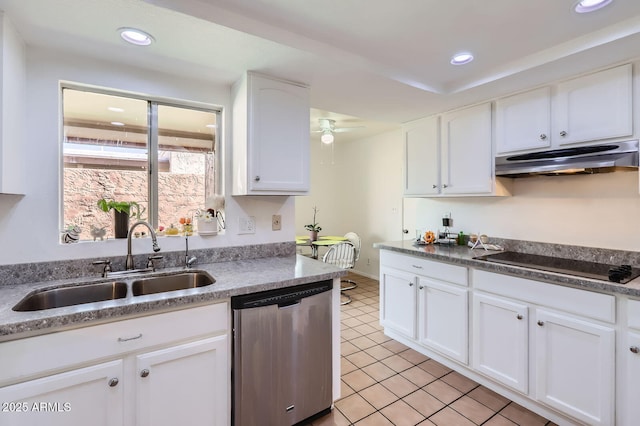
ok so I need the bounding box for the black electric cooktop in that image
[475,251,640,284]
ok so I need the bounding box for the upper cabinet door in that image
[232,72,310,195]
[554,64,632,146]
[441,103,493,195]
[403,116,440,196]
[495,87,551,155]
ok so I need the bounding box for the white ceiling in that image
[2,0,640,133]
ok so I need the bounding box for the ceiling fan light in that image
[321,131,334,144]
[574,0,612,13]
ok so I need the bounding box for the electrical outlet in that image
[238,216,256,234]
[272,214,282,231]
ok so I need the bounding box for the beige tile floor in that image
[312,273,557,426]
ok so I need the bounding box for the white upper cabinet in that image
[495,63,633,156]
[495,87,552,155]
[554,64,632,146]
[232,72,310,195]
[441,103,494,195]
[0,13,26,195]
[403,116,439,196]
[403,102,509,197]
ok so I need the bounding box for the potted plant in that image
[304,206,322,241]
[97,199,145,239]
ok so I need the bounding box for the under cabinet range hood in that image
[495,140,639,177]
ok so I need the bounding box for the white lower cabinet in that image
[418,278,468,363]
[0,303,229,426]
[624,331,640,426]
[379,251,624,425]
[380,266,417,339]
[472,293,528,394]
[380,250,468,362]
[472,269,616,426]
[0,360,124,426]
[135,335,228,426]
[534,309,615,426]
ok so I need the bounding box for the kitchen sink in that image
[13,281,128,312]
[132,271,215,296]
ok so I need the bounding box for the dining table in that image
[296,235,348,259]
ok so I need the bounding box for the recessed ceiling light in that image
[205,124,217,129]
[574,0,612,13]
[118,27,154,46]
[451,52,474,65]
[108,107,124,112]
[111,121,125,126]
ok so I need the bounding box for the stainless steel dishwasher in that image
[232,280,333,426]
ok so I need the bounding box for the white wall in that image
[415,171,640,251]
[296,130,404,278]
[0,46,294,265]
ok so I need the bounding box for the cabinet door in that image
[472,293,528,394]
[554,64,632,146]
[135,335,229,426]
[495,87,551,155]
[417,278,468,363]
[403,116,440,196]
[441,103,493,194]
[535,309,614,426]
[248,74,310,192]
[0,360,123,426]
[623,332,640,426]
[380,267,417,338]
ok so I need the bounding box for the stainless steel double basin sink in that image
[12,271,215,312]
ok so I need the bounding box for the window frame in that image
[59,81,223,234]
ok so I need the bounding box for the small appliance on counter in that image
[437,214,457,244]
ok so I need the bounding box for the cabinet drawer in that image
[0,302,228,384]
[629,299,640,330]
[473,269,614,323]
[381,250,468,286]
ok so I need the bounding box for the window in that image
[62,86,220,240]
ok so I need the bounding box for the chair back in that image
[344,232,361,262]
[322,242,355,270]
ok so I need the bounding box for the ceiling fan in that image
[312,118,364,144]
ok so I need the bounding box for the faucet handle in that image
[92,260,112,277]
[147,255,164,271]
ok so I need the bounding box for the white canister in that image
[197,218,218,236]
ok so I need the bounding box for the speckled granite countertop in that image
[375,240,640,298]
[0,255,346,342]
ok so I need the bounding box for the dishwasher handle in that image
[278,299,301,308]
[231,280,332,309]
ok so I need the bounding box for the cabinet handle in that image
[432,184,438,189]
[408,282,414,286]
[412,264,423,269]
[517,314,523,320]
[108,378,119,387]
[559,131,567,137]
[419,286,424,290]
[539,134,547,140]
[118,333,143,342]
[443,184,448,188]
[254,175,261,181]
[537,320,544,326]
[631,346,639,354]
[140,369,150,378]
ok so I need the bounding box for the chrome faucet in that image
[185,236,197,268]
[126,221,161,270]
